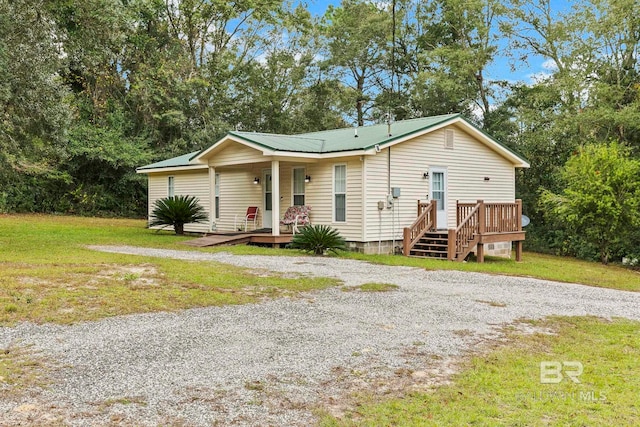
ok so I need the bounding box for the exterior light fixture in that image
[484,177,490,181]
[253,177,260,184]
[305,175,311,183]
[423,172,429,179]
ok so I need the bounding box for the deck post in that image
[477,200,485,235]
[271,160,280,236]
[403,227,410,256]
[431,200,437,231]
[209,166,216,232]
[515,240,523,261]
[476,243,485,263]
[447,229,456,260]
[417,200,421,217]
[516,199,523,231]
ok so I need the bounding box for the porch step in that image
[409,232,449,259]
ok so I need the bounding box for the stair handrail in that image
[403,200,437,255]
[448,201,482,260]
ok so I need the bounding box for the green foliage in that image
[291,224,347,255]
[540,142,640,264]
[149,196,208,235]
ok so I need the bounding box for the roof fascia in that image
[136,164,209,174]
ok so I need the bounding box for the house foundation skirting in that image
[347,240,513,257]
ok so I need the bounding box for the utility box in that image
[391,187,401,198]
[377,200,385,210]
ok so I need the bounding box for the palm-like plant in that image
[290,224,347,255]
[150,195,208,235]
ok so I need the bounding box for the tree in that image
[409,0,504,125]
[540,142,640,264]
[323,0,391,126]
[0,0,71,212]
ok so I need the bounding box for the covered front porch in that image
[207,158,316,237]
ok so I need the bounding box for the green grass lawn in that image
[320,316,640,427]
[0,214,337,325]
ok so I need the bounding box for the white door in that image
[263,170,272,228]
[430,168,447,228]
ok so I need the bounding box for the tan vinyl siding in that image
[364,124,516,242]
[147,169,211,233]
[215,167,261,231]
[304,157,362,241]
[210,143,264,167]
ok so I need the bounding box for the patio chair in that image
[234,206,259,231]
[280,205,311,234]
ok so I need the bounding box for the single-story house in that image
[137,113,529,260]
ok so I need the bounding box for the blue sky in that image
[302,0,571,85]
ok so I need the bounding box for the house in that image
[137,114,530,260]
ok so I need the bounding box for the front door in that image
[263,170,272,228]
[430,167,447,228]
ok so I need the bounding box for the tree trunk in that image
[175,223,184,235]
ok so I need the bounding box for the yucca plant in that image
[291,224,347,255]
[149,195,208,235]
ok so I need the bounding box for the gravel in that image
[1,245,639,426]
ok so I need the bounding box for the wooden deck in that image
[182,231,293,248]
[403,200,525,262]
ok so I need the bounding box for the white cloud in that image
[541,58,559,71]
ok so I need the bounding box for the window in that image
[214,173,220,219]
[168,176,175,197]
[334,165,346,222]
[432,172,445,210]
[292,167,305,206]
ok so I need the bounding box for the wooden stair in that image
[403,199,525,263]
[408,231,449,259]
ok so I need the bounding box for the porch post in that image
[271,160,280,236]
[209,166,215,232]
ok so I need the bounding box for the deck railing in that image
[449,199,523,260]
[483,201,522,233]
[448,203,481,260]
[402,200,437,255]
[404,199,523,261]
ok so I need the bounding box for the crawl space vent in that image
[444,129,454,149]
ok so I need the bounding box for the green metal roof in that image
[139,114,529,171]
[230,113,459,153]
[137,151,200,171]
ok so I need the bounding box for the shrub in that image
[290,224,347,255]
[540,142,640,264]
[149,195,208,235]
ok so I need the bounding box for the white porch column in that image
[271,160,280,236]
[208,166,215,231]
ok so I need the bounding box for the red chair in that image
[235,206,259,231]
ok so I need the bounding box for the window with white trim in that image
[292,167,305,206]
[168,176,175,197]
[214,173,220,219]
[334,165,346,222]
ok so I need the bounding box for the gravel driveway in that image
[1,246,639,426]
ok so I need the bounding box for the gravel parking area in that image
[1,246,639,426]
